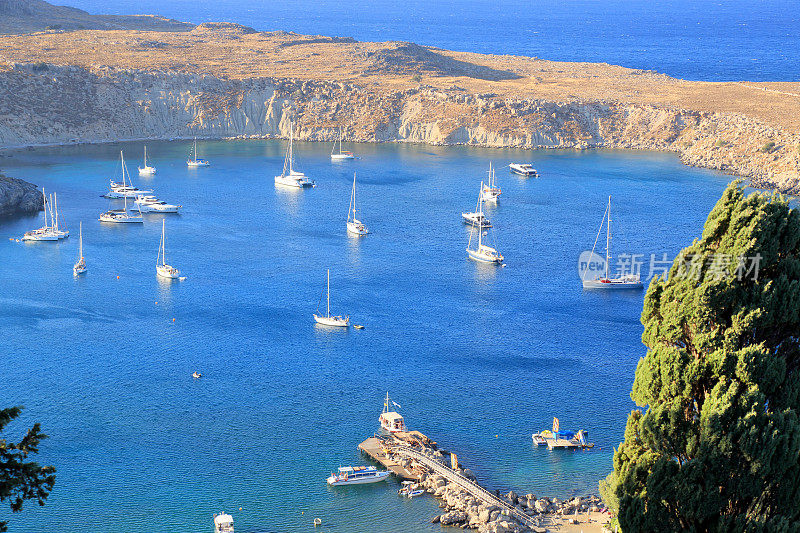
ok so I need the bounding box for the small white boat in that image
[213,513,234,533]
[531,433,547,446]
[326,466,390,486]
[276,126,315,188]
[133,195,181,213]
[73,221,86,275]
[481,162,501,202]
[313,269,349,326]
[461,211,492,228]
[138,146,156,176]
[466,183,504,264]
[509,163,538,177]
[582,196,643,290]
[156,219,181,279]
[187,138,210,167]
[346,173,368,236]
[331,128,355,160]
[380,392,407,433]
[22,188,64,241]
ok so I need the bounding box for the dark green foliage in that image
[30,62,48,72]
[0,407,56,532]
[761,141,776,153]
[609,181,800,532]
[411,74,422,83]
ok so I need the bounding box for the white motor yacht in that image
[213,513,234,533]
[326,466,390,486]
[509,163,539,177]
[134,195,181,213]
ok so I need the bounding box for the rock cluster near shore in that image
[381,443,606,533]
[0,173,43,218]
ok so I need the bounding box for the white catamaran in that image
[156,220,181,279]
[330,128,355,160]
[138,146,156,176]
[467,182,504,264]
[346,173,368,236]
[313,269,349,327]
[73,221,86,275]
[481,162,501,202]
[275,126,315,188]
[187,138,210,167]
[582,196,643,290]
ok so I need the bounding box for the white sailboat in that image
[275,126,315,188]
[467,182,504,264]
[462,180,493,228]
[22,188,61,241]
[73,221,86,275]
[187,138,210,167]
[313,269,349,327]
[481,162,501,202]
[99,190,143,223]
[346,173,368,236]
[330,128,355,160]
[105,151,153,198]
[156,219,181,279]
[582,196,643,290]
[138,146,156,176]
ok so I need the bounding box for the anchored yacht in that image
[313,269,349,327]
[187,138,210,167]
[481,162,501,202]
[346,173,368,235]
[331,128,355,160]
[509,163,538,177]
[466,182,504,264]
[138,146,156,176]
[156,220,181,279]
[73,222,86,275]
[275,126,315,188]
[582,196,643,290]
[133,195,181,213]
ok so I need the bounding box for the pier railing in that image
[391,444,537,528]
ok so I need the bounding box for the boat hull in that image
[347,221,368,236]
[73,265,87,275]
[582,279,643,290]
[99,213,143,223]
[157,265,181,279]
[136,204,180,213]
[187,160,210,167]
[275,176,315,188]
[467,248,503,264]
[314,314,349,327]
[462,213,492,228]
[326,471,390,486]
[331,154,355,160]
[138,167,156,176]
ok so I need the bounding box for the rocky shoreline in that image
[378,440,608,533]
[1,60,799,193]
[0,172,43,218]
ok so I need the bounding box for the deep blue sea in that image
[1,140,730,532]
[64,0,800,82]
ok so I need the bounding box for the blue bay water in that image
[0,140,729,532]
[64,0,800,82]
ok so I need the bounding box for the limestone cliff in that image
[0,25,799,193]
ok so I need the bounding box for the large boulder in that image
[0,174,43,219]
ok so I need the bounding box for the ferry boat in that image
[379,392,407,433]
[326,466,391,486]
[213,513,234,533]
[133,195,181,213]
[582,196,643,290]
[276,126,315,188]
[509,163,538,177]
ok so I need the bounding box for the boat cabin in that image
[380,411,406,433]
[214,513,234,533]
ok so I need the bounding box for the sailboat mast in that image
[49,194,55,228]
[326,269,330,318]
[289,127,294,173]
[477,184,483,249]
[161,220,166,266]
[54,193,59,231]
[606,196,611,279]
[79,221,83,259]
[144,146,147,167]
[41,188,48,229]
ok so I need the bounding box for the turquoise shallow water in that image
[1,140,729,532]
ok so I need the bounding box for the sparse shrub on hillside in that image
[30,62,48,72]
[411,74,422,83]
[761,141,776,153]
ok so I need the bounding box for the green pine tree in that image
[0,407,56,532]
[607,181,800,531]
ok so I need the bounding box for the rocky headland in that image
[0,2,799,197]
[0,172,43,218]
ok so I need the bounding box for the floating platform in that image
[358,437,418,480]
